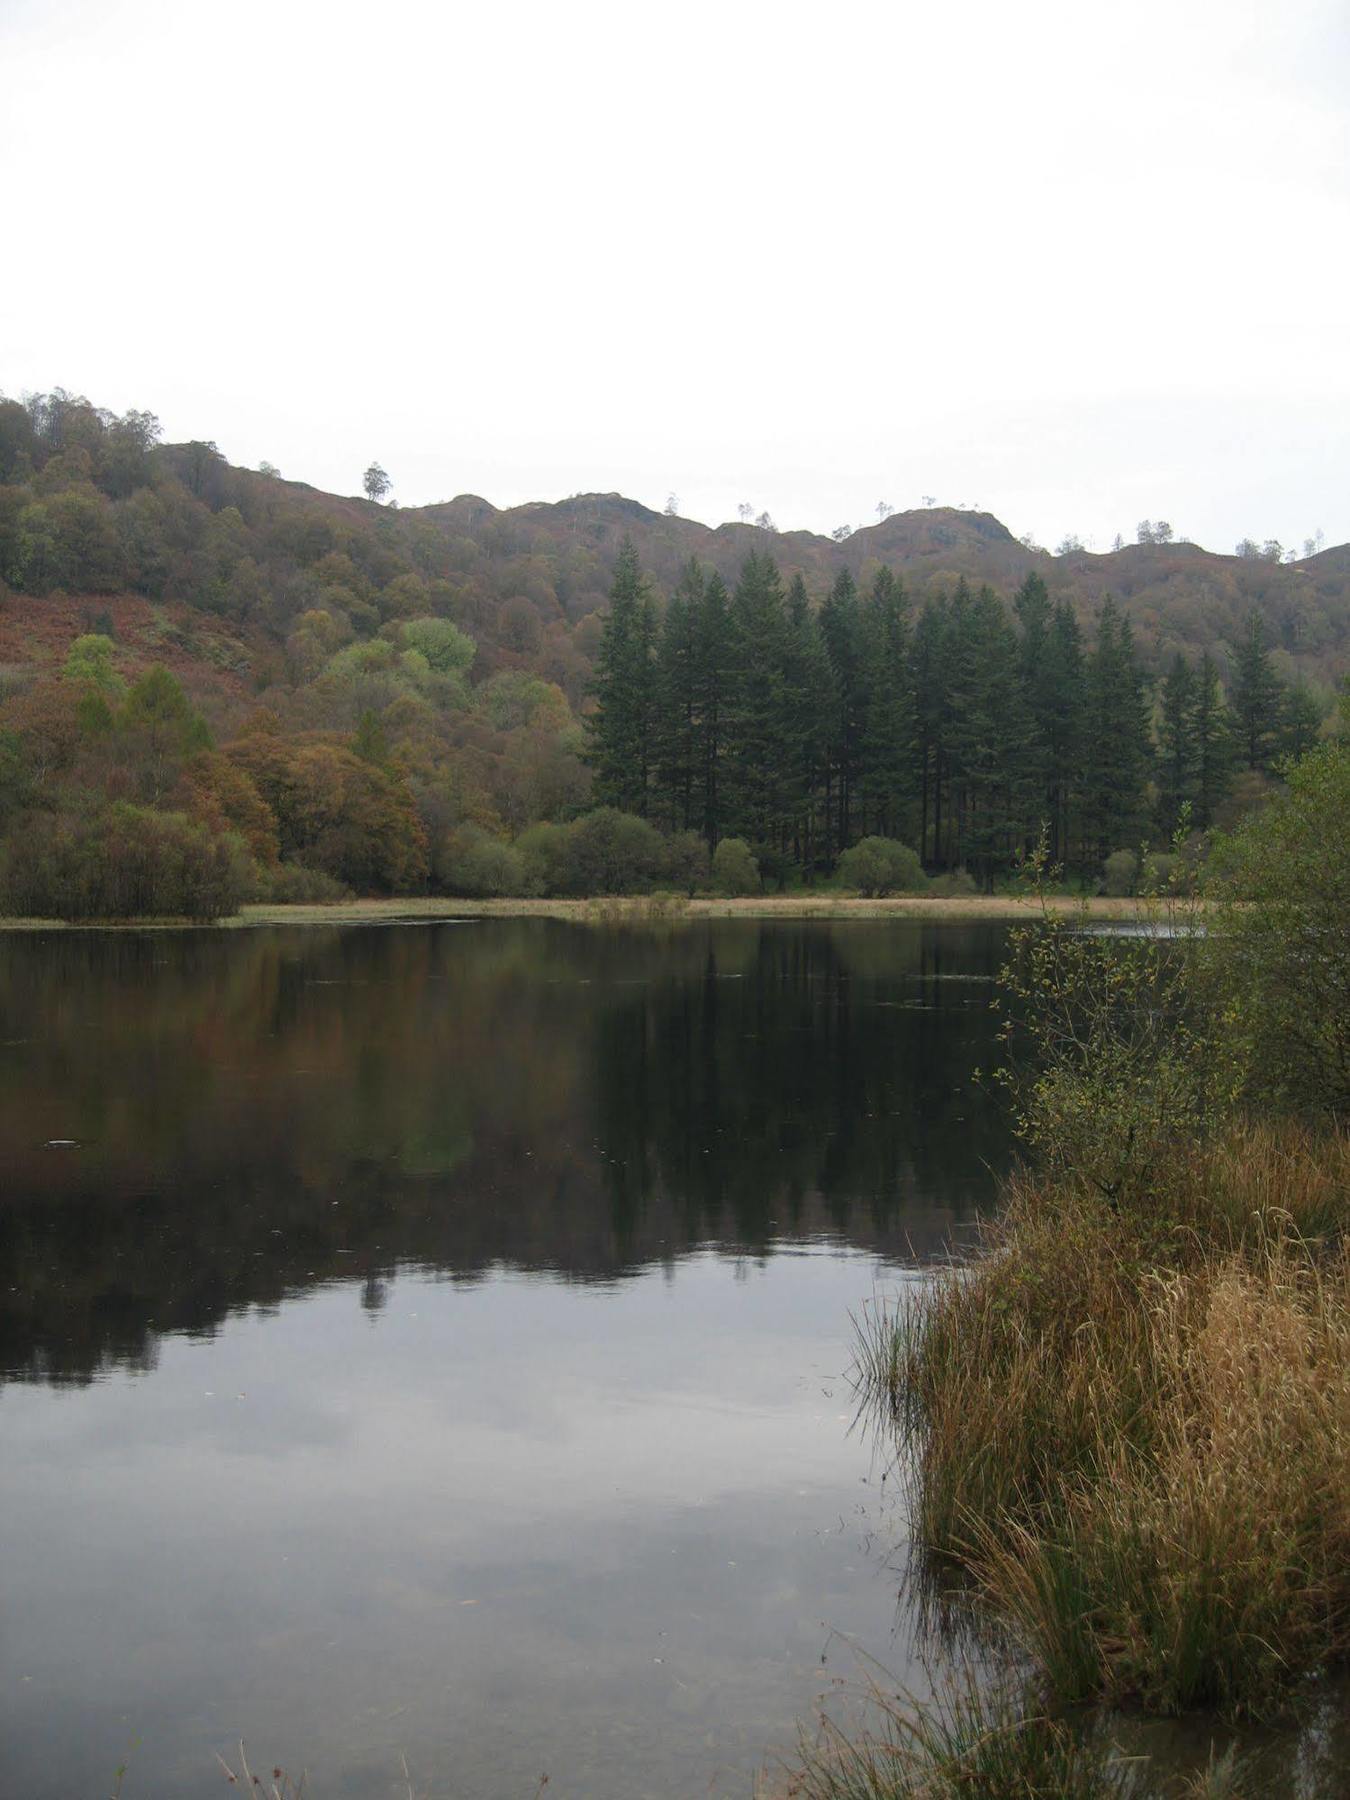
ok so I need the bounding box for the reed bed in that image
[865,1122,1350,1723]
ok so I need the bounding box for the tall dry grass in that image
[769,1670,1146,1800]
[867,1122,1350,1721]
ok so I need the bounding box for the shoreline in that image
[0,893,1160,931]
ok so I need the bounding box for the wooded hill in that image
[0,389,1345,913]
[1,391,1347,717]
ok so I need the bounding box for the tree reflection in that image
[0,919,1012,1386]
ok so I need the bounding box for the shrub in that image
[1206,736,1350,1115]
[1100,848,1138,896]
[516,820,568,895]
[553,808,667,896]
[1138,851,1176,893]
[663,829,710,896]
[710,836,759,896]
[872,1124,1350,1721]
[2,803,252,920]
[437,824,527,897]
[262,860,350,904]
[929,868,978,898]
[836,836,927,897]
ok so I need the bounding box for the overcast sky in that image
[4,0,1348,554]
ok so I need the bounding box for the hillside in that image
[0,388,1345,917]
[1,399,1347,729]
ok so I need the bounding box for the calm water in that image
[0,920,1012,1799]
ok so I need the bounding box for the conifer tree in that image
[1230,611,1284,771]
[913,594,953,864]
[781,572,831,869]
[946,586,1033,886]
[587,538,655,816]
[817,568,865,858]
[692,571,734,847]
[858,568,918,844]
[1013,572,1054,836]
[1280,677,1323,764]
[1193,651,1234,829]
[1155,652,1198,837]
[1042,600,1086,865]
[1081,597,1152,862]
[726,552,790,848]
[651,560,703,830]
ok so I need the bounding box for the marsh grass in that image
[867,1123,1350,1721]
[770,1669,1147,1800]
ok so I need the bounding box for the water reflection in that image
[0,920,1009,1389]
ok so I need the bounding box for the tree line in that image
[587,542,1328,887]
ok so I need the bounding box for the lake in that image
[0,919,1012,1800]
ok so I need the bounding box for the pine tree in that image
[913,595,953,865]
[726,552,790,848]
[781,573,831,870]
[817,568,865,857]
[1230,611,1284,771]
[692,570,734,848]
[1013,572,1053,843]
[945,586,1033,887]
[1155,652,1198,837]
[1081,597,1153,862]
[587,538,655,816]
[1193,651,1234,830]
[651,560,703,830]
[1042,600,1086,866]
[1280,678,1323,764]
[858,568,918,844]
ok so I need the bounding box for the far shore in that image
[0,893,1169,931]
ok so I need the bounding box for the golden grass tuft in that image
[870,1122,1350,1721]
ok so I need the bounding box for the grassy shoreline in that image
[0,893,1157,931]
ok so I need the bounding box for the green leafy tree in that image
[400,616,476,677]
[63,633,126,698]
[555,808,666,895]
[710,835,759,895]
[1209,731,1350,1112]
[836,836,926,896]
[354,709,390,765]
[1,804,251,921]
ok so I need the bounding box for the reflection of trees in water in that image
[0,921,1012,1388]
[594,923,1010,1254]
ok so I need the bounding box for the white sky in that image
[3,0,1348,554]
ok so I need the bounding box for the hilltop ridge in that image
[2,391,1347,730]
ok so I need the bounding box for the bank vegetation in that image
[786,720,1350,1797]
